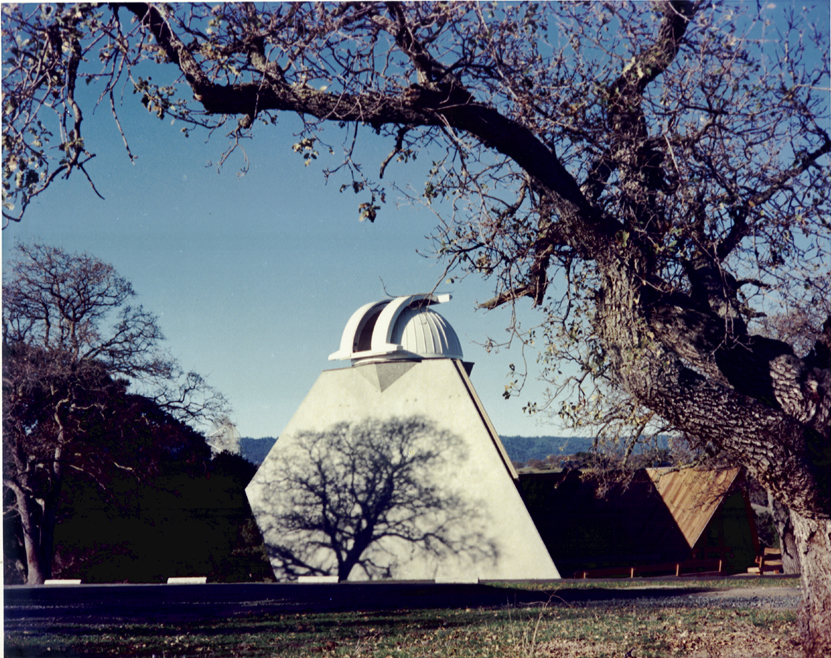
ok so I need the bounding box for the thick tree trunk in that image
[593,255,831,657]
[792,513,831,657]
[5,451,64,585]
[12,488,47,585]
[768,490,801,574]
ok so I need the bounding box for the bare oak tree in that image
[2,3,830,652]
[3,242,228,583]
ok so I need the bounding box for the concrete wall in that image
[247,359,559,582]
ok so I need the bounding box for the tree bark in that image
[4,433,66,585]
[9,483,47,585]
[595,256,830,658]
[768,490,801,574]
[793,513,831,656]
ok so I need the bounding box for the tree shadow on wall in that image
[253,416,498,581]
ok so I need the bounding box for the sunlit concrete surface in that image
[247,358,559,582]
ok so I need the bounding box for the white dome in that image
[329,294,463,364]
[390,304,463,360]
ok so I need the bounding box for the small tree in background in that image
[3,242,229,584]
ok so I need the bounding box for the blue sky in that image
[2,81,557,439]
[4,1,827,441]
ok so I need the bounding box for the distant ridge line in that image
[238,435,596,466]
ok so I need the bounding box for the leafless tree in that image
[207,416,241,455]
[3,242,228,583]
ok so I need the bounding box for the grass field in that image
[6,579,802,658]
[499,575,801,590]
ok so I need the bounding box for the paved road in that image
[4,579,801,631]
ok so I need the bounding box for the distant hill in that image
[241,434,668,467]
[239,435,594,466]
[239,437,278,465]
[498,435,595,463]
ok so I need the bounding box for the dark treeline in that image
[4,443,274,585]
[3,243,271,585]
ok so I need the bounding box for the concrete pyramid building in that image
[246,294,560,582]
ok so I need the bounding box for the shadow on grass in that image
[4,580,719,629]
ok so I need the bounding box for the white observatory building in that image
[246,294,559,582]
